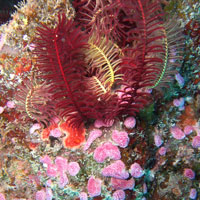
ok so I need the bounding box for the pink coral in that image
[130,162,144,178]
[87,176,102,197]
[84,129,103,151]
[93,142,121,163]
[112,130,129,148]
[111,177,135,190]
[112,190,126,200]
[124,116,136,129]
[67,162,80,176]
[170,126,185,140]
[102,160,129,179]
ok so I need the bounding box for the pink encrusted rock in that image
[130,162,144,178]
[154,135,163,147]
[46,164,57,178]
[84,129,103,151]
[93,142,121,163]
[102,160,129,179]
[58,172,69,188]
[68,162,80,176]
[40,155,52,166]
[79,192,88,200]
[112,190,126,200]
[50,128,62,138]
[192,136,200,148]
[170,126,185,140]
[87,176,102,197]
[112,130,129,148]
[0,193,6,200]
[124,116,136,129]
[111,177,135,190]
[55,156,68,173]
[35,190,46,200]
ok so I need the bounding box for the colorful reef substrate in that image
[0,0,200,199]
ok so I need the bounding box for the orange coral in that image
[41,124,58,141]
[15,58,32,75]
[178,105,197,128]
[28,142,39,150]
[60,122,85,149]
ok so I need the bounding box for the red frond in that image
[33,13,103,128]
[73,0,127,42]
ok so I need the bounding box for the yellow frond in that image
[85,34,122,94]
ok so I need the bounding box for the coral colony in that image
[0,0,200,199]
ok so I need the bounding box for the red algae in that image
[60,122,85,149]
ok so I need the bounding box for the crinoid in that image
[85,33,122,99]
[148,17,185,90]
[73,0,126,42]
[33,13,105,128]
[24,0,185,128]
[15,76,56,126]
